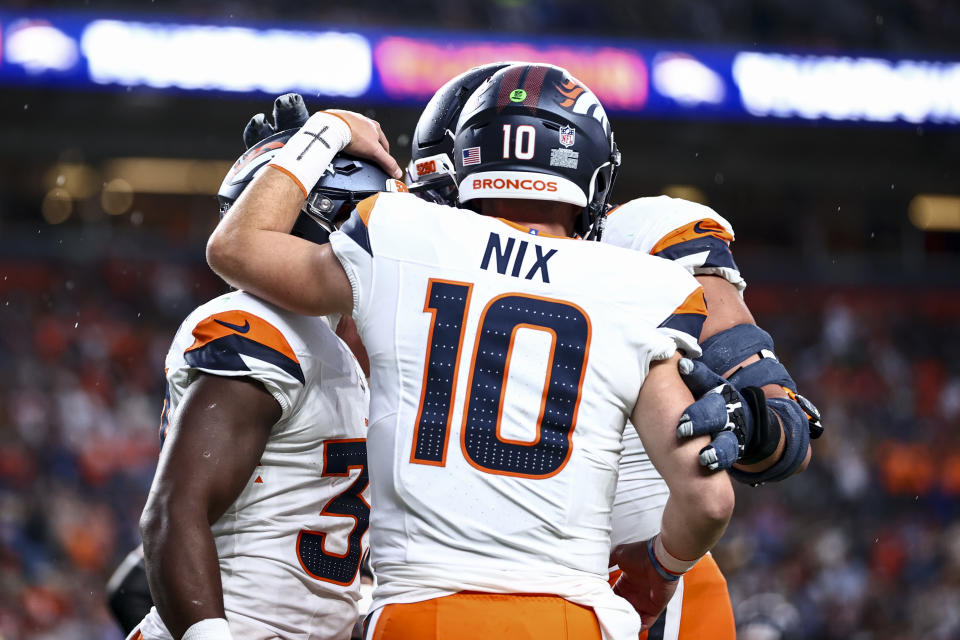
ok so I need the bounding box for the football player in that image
[404,63,824,640]
[206,64,736,639]
[126,111,398,640]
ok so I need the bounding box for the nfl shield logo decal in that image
[559,126,576,148]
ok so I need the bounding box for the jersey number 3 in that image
[297,439,369,585]
[410,279,591,479]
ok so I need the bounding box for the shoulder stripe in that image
[654,236,738,271]
[340,210,373,257]
[184,311,304,383]
[673,287,708,316]
[356,193,380,226]
[187,310,299,363]
[649,218,733,255]
[658,287,707,340]
[185,336,305,384]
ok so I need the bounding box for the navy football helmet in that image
[453,63,620,237]
[218,129,402,245]
[407,62,514,204]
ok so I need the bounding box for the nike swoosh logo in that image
[692,220,715,235]
[214,318,251,333]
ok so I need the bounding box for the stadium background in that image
[1,1,958,638]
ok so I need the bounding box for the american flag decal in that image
[462,147,481,166]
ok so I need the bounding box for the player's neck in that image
[479,199,578,238]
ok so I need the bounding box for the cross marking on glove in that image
[297,126,330,160]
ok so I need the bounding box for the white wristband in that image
[182,618,234,640]
[268,111,352,197]
[654,533,699,576]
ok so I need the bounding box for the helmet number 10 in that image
[502,124,537,160]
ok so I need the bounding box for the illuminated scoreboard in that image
[1,10,958,127]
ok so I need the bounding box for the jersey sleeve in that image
[604,196,746,291]
[656,285,706,358]
[167,305,307,421]
[328,194,378,330]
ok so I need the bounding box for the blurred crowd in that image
[720,287,960,639]
[11,0,960,53]
[1,250,959,639]
[0,257,223,640]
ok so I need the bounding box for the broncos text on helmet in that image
[218,128,405,246]
[453,63,620,238]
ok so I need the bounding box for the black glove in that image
[675,358,779,470]
[242,93,310,149]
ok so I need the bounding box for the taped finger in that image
[699,431,740,470]
[680,359,727,398]
[676,394,730,438]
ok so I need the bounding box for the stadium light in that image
[41,187,73,224]
[909,194,960,231]
[80,20,372,96]
[103,158,233,195]
[733,53,960,124]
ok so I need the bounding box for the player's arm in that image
[607,202,822,481]
[206,109,400,317]
[207,167,353,317]
[612,353,735,629]
[631,353,734,562]
[698,274,797,470]
[139,374,281,640]
[681,274,820,483]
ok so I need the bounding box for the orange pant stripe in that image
[369,592,602,640]
[675,554,734,640]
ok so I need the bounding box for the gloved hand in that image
[241,95,402,179]
[610,538,679,632]
[676,358,776,470]
[243,93,310,149]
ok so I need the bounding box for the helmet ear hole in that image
[595,171,607,195]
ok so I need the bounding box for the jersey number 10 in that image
[410,278,591,479]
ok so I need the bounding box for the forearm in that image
[141,503,226,638]
[658,482,732,562]
[207,112,354,316]
[207,169,326,314]
[706,327,814,479]
[696,275,815,478]
[631,355,735,560]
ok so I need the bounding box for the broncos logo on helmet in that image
[555,79,609,130]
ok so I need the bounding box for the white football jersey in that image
[604,195,742,549]
[137,291,369,640]
[603,195,744,291]
[329,192,706,640]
